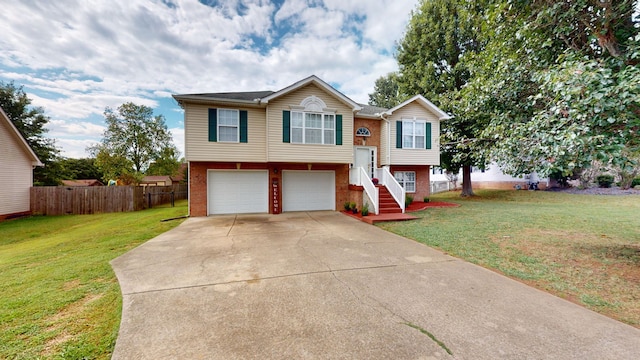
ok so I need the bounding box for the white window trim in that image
[402,118,426,149]
[394,171,416,193]
[291,111,336,145]
[217,109,239,143]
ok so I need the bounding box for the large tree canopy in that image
[396,0,491,196]
[466,0,640,179]
[368,72,402,108]
[0,81,60,185]
[91,102,180,183]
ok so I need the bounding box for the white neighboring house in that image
[0,106,43,220]
[431,162,549,191]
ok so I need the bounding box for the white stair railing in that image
[379,168,405,213]
[358,167,379,215]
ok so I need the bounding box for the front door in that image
[354,147,376,178]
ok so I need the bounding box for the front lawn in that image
[379,190,640,327]
[0,201,188,359]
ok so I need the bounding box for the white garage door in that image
[282,171,335,212]
[208,170,269,215]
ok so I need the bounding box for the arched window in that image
[355,127,371,137]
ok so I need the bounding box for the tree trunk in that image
[460,164,475,197]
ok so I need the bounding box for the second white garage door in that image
[208,170,268,215]
[282,171,335,212]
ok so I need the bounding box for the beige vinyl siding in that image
[388,102,441,166]
[266,84,353,164]
[184,104,267,162]
[0,119,33,215]
[380,119,391,166]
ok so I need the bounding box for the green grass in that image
[0,201,188,359]
[378,190,640,327]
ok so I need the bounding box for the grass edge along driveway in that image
[378,190,640,328]
[0,201,188,360]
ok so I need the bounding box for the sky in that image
[0,0,421,159]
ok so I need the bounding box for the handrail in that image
[358,167,379,215]
[380,167,405,212]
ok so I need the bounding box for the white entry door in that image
[354,147,376,178]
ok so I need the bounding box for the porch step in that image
[376,185,403,214]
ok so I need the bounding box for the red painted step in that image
[376,185,403,214]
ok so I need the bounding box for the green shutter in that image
[283,110,290,143]
[239,110,248,143]
[425,122,432,149]
[208,108,217,142]
[396,121,402,148]
[335,115,342,145]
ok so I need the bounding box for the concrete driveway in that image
[111,211,640,359]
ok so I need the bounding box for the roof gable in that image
[384,95,451,120]
[260,75,362,112]
[0,106,43,166]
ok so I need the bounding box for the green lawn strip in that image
[379,190,640,327]
[404,322,453,355]
[0,201,188,360]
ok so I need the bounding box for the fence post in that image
[147,191,151,209]
[171,191,175,207]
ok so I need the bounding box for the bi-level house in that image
[173,75,450,217]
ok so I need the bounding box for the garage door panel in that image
[208,171,268,215]
[282,171,335,212]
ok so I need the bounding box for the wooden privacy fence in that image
[30,184,188,216]
[143,184,188,208]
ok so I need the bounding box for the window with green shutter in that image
[209,108,247,143]
[285,110,342,145]
[398,119,431,149]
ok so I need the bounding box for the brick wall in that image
[189,162,350,216]
[390,165,431,201]
[354,118,382,164]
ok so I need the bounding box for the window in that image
[217,109,239,142]
[396,120,432,149]
[291,111,335,145]
[394,171,416,193]
[356,127,371,137]
[209,108,248,143]
[402,120,425,149]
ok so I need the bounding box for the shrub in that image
[343,202,351,211]
[405,195,413,207]
[361,203,369,216]
[348,202,356,210]
[423,197,430,203]
[596,174,615,188]
[632,177,640,188]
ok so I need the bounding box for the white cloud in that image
[0,0,419,157]
[170,127,185,159]
[55,138,101,159]
[48,119,105,137]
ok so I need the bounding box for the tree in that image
[396,0,490,196]
[57,158,104,181]
[466,1,640,179]
[91,102,178,182]
[0,81,60,185]
[368,72,402,108]
[146,146,182,176]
